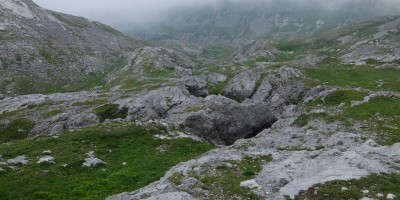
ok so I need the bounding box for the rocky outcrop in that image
[123,47,195,75]
[234,40,279,61]
[179,76,208,97]
[252,66,306,113]
[0,91,99,114]
[0,0,141,95]
[67,113,100,130]
[28,112,99,137]
[182,95,277,145]
[206,73,227,85]
[126,87,192,121]
[223,70,260,101]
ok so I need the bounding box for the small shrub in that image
[0,118,35,144]
[94,104,128,122]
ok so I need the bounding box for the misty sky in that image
[33,0,400,31]
[33,0,219,28]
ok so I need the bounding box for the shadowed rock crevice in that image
[182,100,278,145]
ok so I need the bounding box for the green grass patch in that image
[323,90,367,106]
[145,68,175,78]
[0,110,23,121]
[0,118,35,144]
[43,110,63,119]
[293,113,330,127]
[207,80,230,95]
[200,46,233,60]
[94,104,127,122]
[169,172,184,186]
[243,57,269,68]
[341,97,400,120]
[195,155,272,199]
[0,124,214,200]
[365,58,385,65]
[305,66,400,92]
[72,100,107,107]
[295,173,400,200]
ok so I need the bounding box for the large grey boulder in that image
[182,95,276,145]
[252,66,307,113]
[179,76,208,97]
[67,113,100,130]
[128,87,191,120]
[223,70,260,101]
[207,73,227,85]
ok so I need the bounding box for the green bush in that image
[0,118,35,144]
[94,104,128,122]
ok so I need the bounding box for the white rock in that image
[37,156,55,164]
[240,179,261,189]
[82,157,106,167]
[122,162,127,166]
[7,155,29,165]
[387,194,396,199]
[362,189,369,194]
[43,150,52,155]
[341,187,348,191]
[0,167,5,172]
[0,0,35,19]
[377,193,384,197]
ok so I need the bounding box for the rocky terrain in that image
[1,0,400,200]
[0,0,141,95]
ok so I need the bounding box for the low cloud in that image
[33,0,400,31]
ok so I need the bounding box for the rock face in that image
[0,91,98,114]
[67,113,100,130]
[123,85,278,145]
[127,86,191,120]
[182,95,276,145]
[0,0,141,95]
[129,0,400,44]
[29,112,100,137]
[252,66,306,113]
[223,70,260,101]
[179,76,208,97]
[122,47,195,75]
[206,73,227,85]
[234,40,279,61]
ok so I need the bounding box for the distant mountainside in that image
[0,0,142,95]
[130,0,400,44]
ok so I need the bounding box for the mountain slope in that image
[0,0,142,95]
[130,0,400,44]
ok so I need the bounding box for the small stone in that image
[7,155,29,165]
[377,193,384,197]
[37,156,55,164]
[43,150,52,155]
[0,167,5,172]
[225,163,233,168]
[341,187,348,192]
[61,164,68,167]
[240,179,260,189]
[387,193,396,200]
[362,190,369,195]
[122,162,127,166]
[82,157,106,167]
